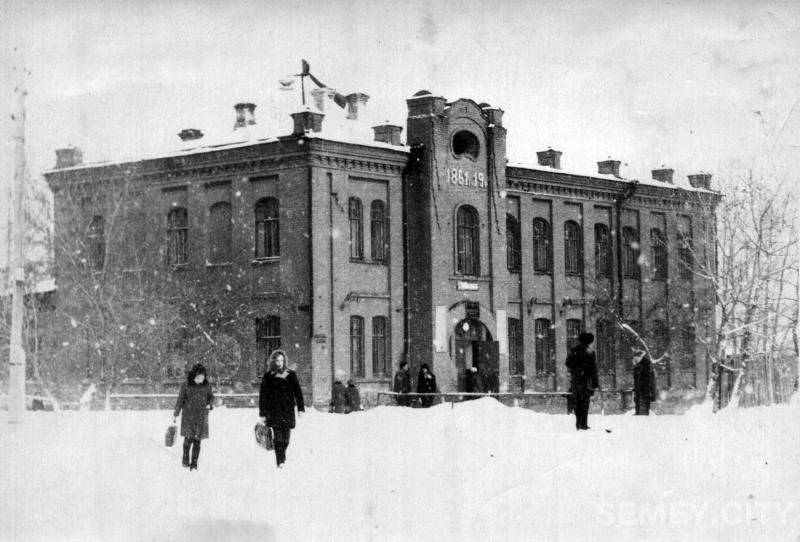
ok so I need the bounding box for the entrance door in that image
[454,319,494,392]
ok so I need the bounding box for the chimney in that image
[291,109,325,135]
[310,87,336,112]
[687,173,712,189]
[372,123,403,145]
[651,168,674,184]
[485,107,504,127]
[178,128,204,142]
[55,147,83,169]
[598,159,621,178]
[233,103,256,129]
[345,93,369,120]
[536,148,562,169]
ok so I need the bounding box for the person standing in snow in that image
[330,379,347,413]
[565,332,599,430]
[464,364,485,400]
[345,379,363,413]
[416,363,438,407]
[632,348,657,415]
[393,361,412,406]
[173,363,214,470]
[259,349,305,468]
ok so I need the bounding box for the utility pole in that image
[8,53,28,424]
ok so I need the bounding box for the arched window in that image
[596,320,615,374]
[370,200,387,263]
[594,223,612,278]
[349,198,363,261]
[508,318,523,375]
[650,319,669,359]
[566,319,583,351]
[532,218,551,273]
[255,316,281,372]
[456,206,480,276]
[681,324,696,370]
[679,221,694,280]
[622,227,640,278]
[535,318,554,375]
[88,215,105,271]
[350,316,365,377]
[208,202,232,263]
[564,221,583,275]
[166,207,188,266]
[506,215,521,272]
[255,197,279,258]
[372,316,390,376]
[650,228,667,280]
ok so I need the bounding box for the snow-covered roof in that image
[506,161,716,193]
[46,88,408,174]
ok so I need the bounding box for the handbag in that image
[254,422,274,451]
[165,424,177,447]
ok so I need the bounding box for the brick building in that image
[44,88,719,406]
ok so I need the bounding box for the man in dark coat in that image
[565,332,599,430]
[173,363,214,470]
[632,349,657,415]
[259,349,305,467]
[416,363,437,407]
[464,364,484,400]
[393,361,412,406]
[330,379,347,413]
[345,379,362,413]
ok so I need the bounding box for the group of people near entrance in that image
[172,349,304,470]
[566,332,657,430]
[171,334,659,470]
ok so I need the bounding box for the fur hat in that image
[187,363,208,386]
[578,332,595,345]
[268,349,289,372]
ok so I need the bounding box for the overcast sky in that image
[2,0,799,263]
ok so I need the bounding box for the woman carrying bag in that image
[173,363,214,470]
[259,350,305,468]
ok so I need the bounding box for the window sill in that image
[169,263,189,271]
[252,257,280,266]
[564,272,583,277]
[206,262,232,268]
[533,270,553,276]
[449,275,491,282]
[350,260,388,266]
[350,377,392,384]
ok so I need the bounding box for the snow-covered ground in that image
[1,399,798,542]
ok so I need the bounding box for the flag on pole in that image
[300,59,347,109]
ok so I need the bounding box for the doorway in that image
[454,318,499,392]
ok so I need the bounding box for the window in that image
[622,320,641,370]
[596,320,615,373]
[681,324,696,370]
[166,207,188,266]
[88,215,105,271]
[456,206,480,276]
[255,197,279,258]
[650,228,667,280]
[566,319,583,351]
[452,130,480,159]
[208,202,232,264]
[532,218,551,273]
[349,198,363,261]
[350,316,365,377]
[508,318,523,375]
[535,318,554,375]
[564,221,583,275]
[594,224,612,278]
[370,200,387,263]
[256,316,281,370]
[679,217,694,280]
[372,316,390,376]
[506,215,521,272]
[650,319,669,359]
[622,227,640,278]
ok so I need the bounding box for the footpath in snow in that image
[1,398,799,542]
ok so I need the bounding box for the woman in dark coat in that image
[173,363,214,470]
[330,379,347,413]
[632,349,657,415]
[416,363,437,407]
[259,349,305,468]
[345,379,362,413]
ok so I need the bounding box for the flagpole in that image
[8,50,28,424]
[301,74,306,106]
